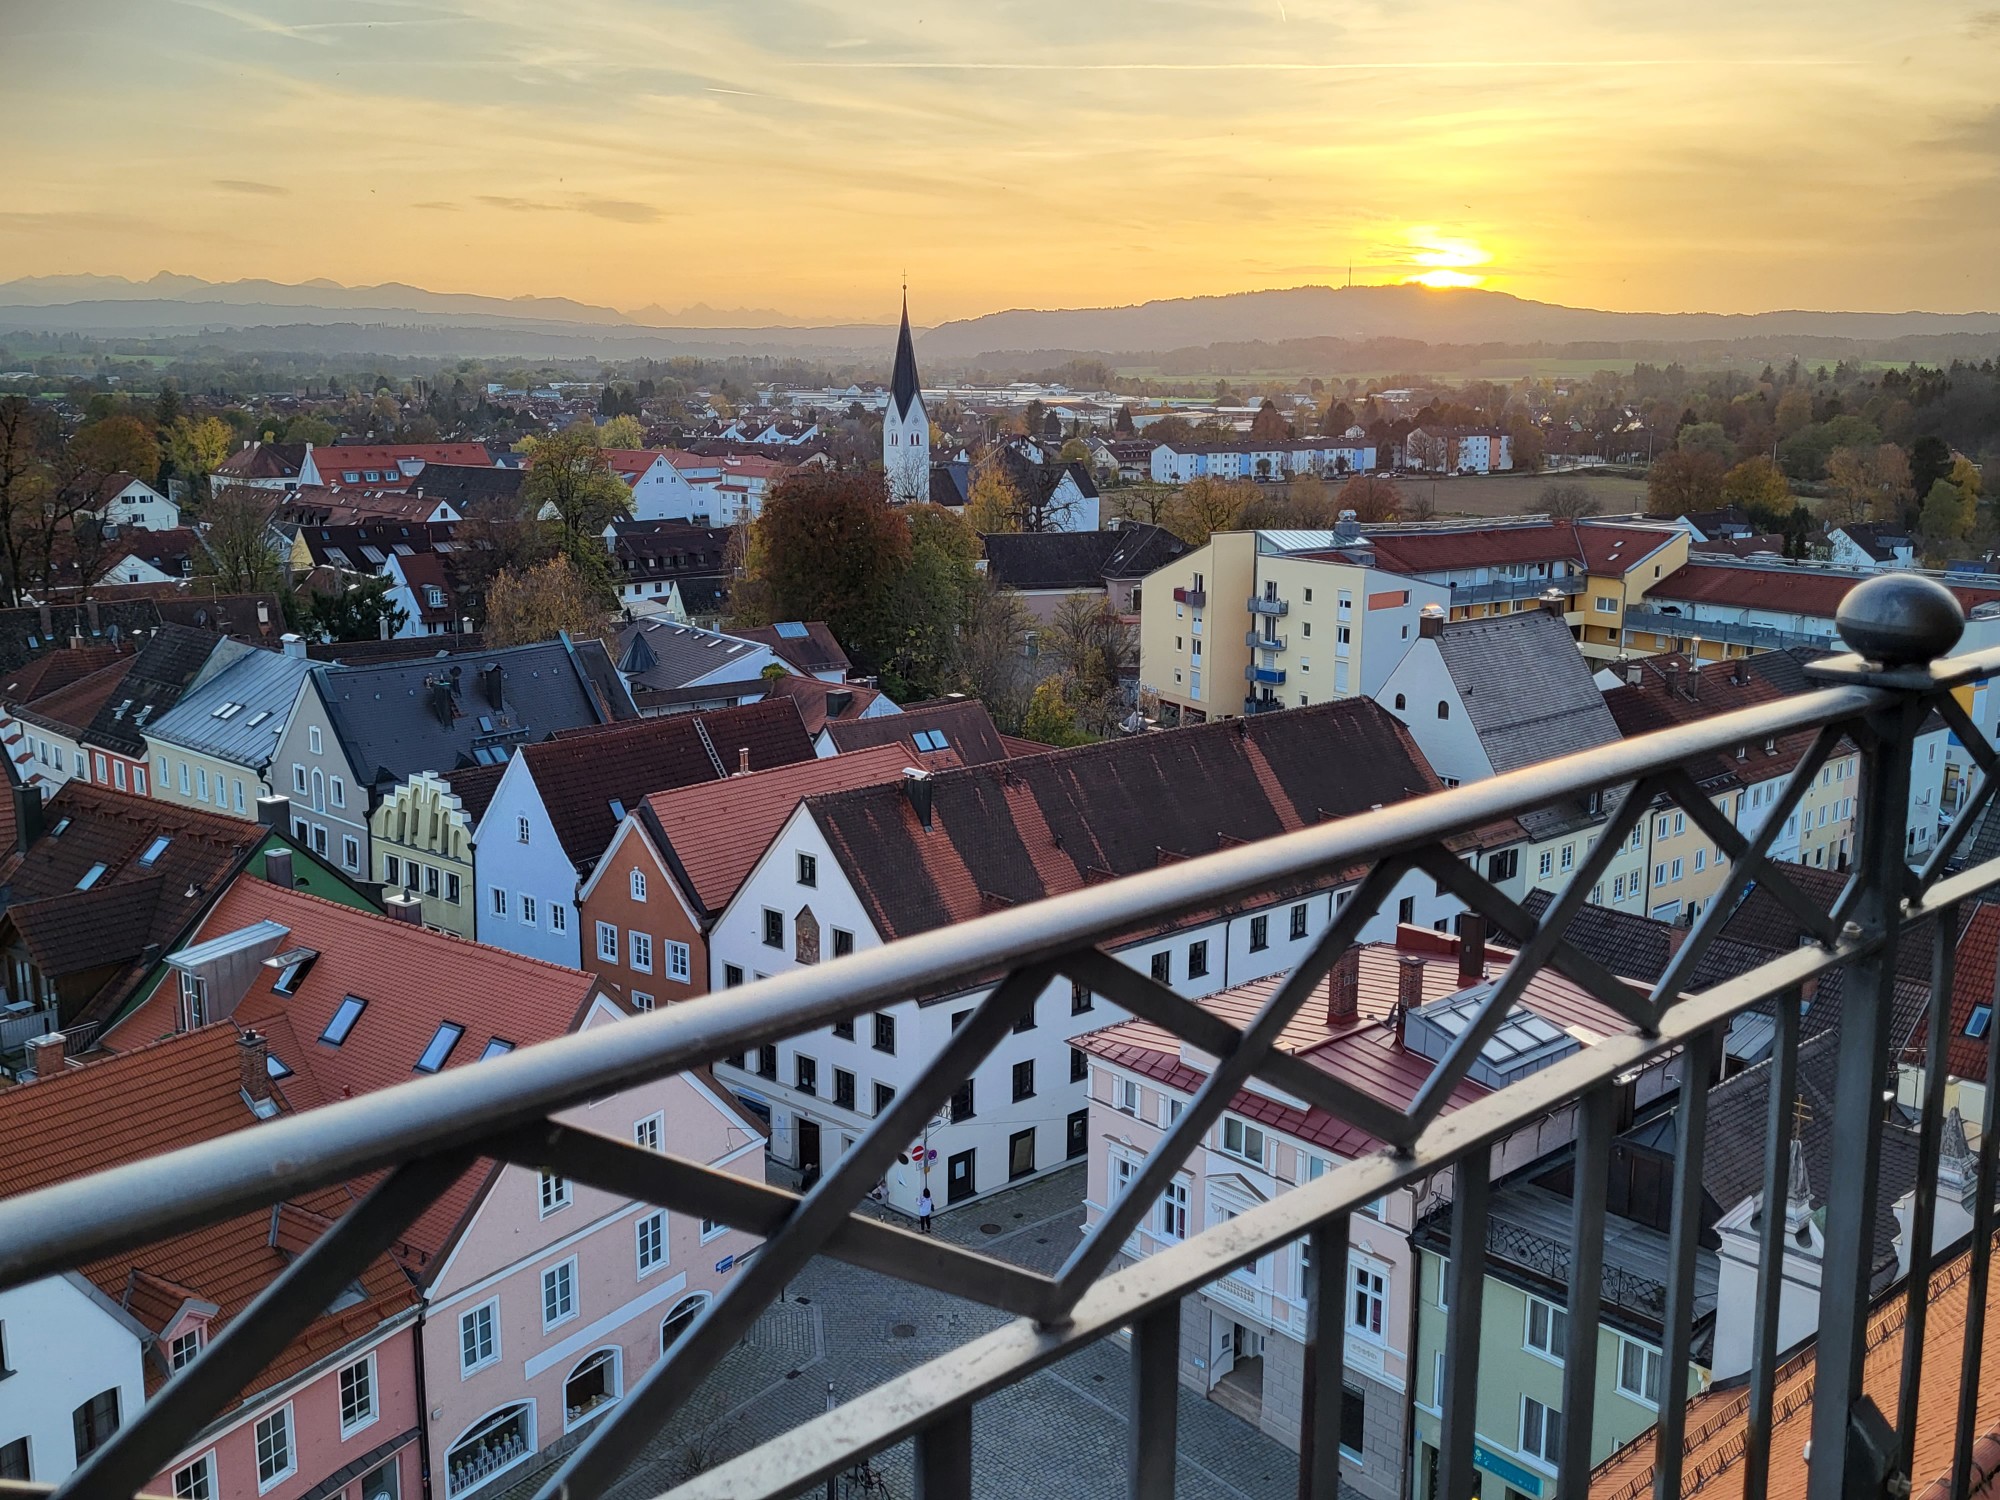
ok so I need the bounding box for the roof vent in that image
[902,767,934,831]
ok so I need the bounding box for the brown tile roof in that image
[1575,524,1682,573]
[822,698,1010,767]
[1348,520,1585,574]
[319,442,494,470]
[641,743,915,917]
[756,675,887,736]
[523,698,817,871]
[1603,651,1840,792]
[0,646,130,705]
[0,1026,417,1401]
[1646,561,2000,618]
[734,621,852,679]
[10,654,136,736]
[1908,898,2000,1084]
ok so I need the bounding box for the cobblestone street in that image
[500,1165,1317,1499]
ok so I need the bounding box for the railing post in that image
[915,1407,974,1499]
[1297,1215,1351,1500]
[1129,1300,1181,1500]
[1438,1150,1490,1500]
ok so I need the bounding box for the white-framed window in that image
[630,869,647,902]
[631,991,654,1011]
[459,1299,499,1375]
[539,1171,571,1217]
[308,726,322,754]
[1348,1257,1387,1341]
[1538,850,1554,878]
[1617,1337,1664,1407]
[445,1405,532,1496]
[1110,1153,1137,1199]
[338,1353,377,1437]
[342,835,360,871]
[630,932,653,973]
[172,1454,216,1499]
[636,1211,667,1275]
[168,1326,203,1369]
[330,776,346,809]
[1158,1178,1188,1240]
[666,940,691,982]
[491,887,508,918]
[1520,1395,1563,1467]
[1219,1115,1266,1167]
[1113,1077,1140,1115]
[550,903,567,933]
[520,894,538,927]
[597,921,619,962]
[253,1404,295,1490]
[634,1113,663,1151]
[517,816,531,844]
[700,1216,728,1243]
[541,1258,577,1328]
[1524,1296,1568,1361]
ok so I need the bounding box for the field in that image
[1406,467,1651,519]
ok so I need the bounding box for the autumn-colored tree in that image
[964,467,1022,534]
[745,468,909,668]
[1720,455,1791,512]
[1918,479,1976,550]
[1645,449,1728,516]
[1021,676,1090,747]
[68,414,157,485]
[195,485,286,595]
[1046,592,1134,737]
[599,414,646,449]
[959,580,1036,732]
[1950,455,1983,502]
[483,554,612,647]
[1824,443,1914,525]
[1165,477,1255,544]
[1336,473,1404,523]
[166,415,234,503]
[1249,399,1290,442]
[0,398,53,603]
[1057,437,1092,465]
[1773,386,1814,439]
[523,422,631,562]
[1531,482,1602,520]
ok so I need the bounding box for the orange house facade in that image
[576,817,707,1010]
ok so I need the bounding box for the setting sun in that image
[1399,229,1493,289]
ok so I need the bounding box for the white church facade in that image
[882,293,931,502]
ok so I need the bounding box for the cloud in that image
[411,200,460,211]
[474,194,659,223]
[213,178,288,196]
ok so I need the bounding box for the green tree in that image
[1910,434,1953,500]
[1022,676,1090,747]
[1676,422,1735,461]
[877,505,981,699]
[1919,478,1975,550]
[69,414,158,483]
[306,574,411,642]
[522,422,631,570]
[1045,592,1134,737]
[599,413,646,449]
[280,414,338,446]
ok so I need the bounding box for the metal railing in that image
[2,576,1999,1500]
[1447,574,1577,607]
[1623,607,1835,654]
[1414,1203,1683,1326]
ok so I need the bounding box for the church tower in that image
[882,290,929,502]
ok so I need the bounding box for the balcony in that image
[1,575,1994,1500]
[1245,630,1288,651]
[1449,575,1577,608]
[1247,595,1289,617]
[1243,665,1286,685]
[1241,695,1287,715]
[1173,586,1207,608]
[1623,606,1835,654]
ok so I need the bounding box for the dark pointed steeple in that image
[889,288,921,420]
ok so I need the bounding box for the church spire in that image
[889,288,921,421]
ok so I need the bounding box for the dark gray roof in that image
[889,294,922,420]
[410,464,524,510]
[84,625,243,757]
[1517,889,1676,984]
[319,636,634,790]
[981,524,1185,592]
[930,461,970,508]
[609,618,777,693]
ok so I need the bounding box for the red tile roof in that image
[9,654,135,736]
[1351,521,1584,574]
[1909,899,2000,1084]
[756,675,886,735]
[1575,524,1682,573]
[319,443,493,471]
[0,645,130,705]
[1646,561,2000,618]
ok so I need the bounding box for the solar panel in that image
[775,621,810,639]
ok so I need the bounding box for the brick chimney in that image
[1325,945,1360,1028]
[1397,954,1427,1018]
[737,746,751,775]
[1455,913,1487,986]
[238,1029,270,1102]
[24,1030,64,1080]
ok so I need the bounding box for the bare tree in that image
[1532,482,1603,520]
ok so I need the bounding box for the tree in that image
[1720,455,1791,512]
[1045,592,1134,737]
[1021,677,1090,747]
[1321,400,1356,436]
[1406,430,1446,472]
[1910,434,1953,501]
[1057,437,1092,465]
[1951,454,1984,502]
[599,414,646,449]
[1336,473,1404,523]
[522,422,631,570]
[0,398,55,604]
[1531,482,1602,520]
[1166,477,1254,543]
[877,504,981,700]
[196,484,286,593]
[743,469,909,663]
[1113,405,1136,436]
[1645,449,1727,515]
[964,467,1022,534]
[69,414,157,483]
[1676,422,1735,462]
[280,414,337,447]
[484,554,611,646]
[1249,399,1290,442]
[1919,478,1976,550]
[1774,386,1814,438]
[1824,443,1914,525]
[166,416,233,503]
[959,580,1036,732]
[306,574,411,642]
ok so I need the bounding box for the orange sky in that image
[4,1,1998,323]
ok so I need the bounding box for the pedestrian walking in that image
[917,1188,933,1234]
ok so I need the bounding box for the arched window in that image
[445,1404,534,1496]
[563,1349,620,1429]
[630,869,647,902]
[661,1294,709,1355]
[1393,693,1406,710]
[1437,702,1450,720]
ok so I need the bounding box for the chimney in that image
[1397,953,1427,1017]
[280,633,306,660]
[1539,587,1566,616]
[238,1029,271,1103]
[1731,656,1749,686]
[1325,945,1360,1027]
[24,1030,65,1080]
[482,663,505,709]
[1418,603,1446,639]
[379,611,391,641]
[737,747,750,775]
[430,678,455,728]
[902,767,934,830]
[1455,912,1487,986]
[256,794,290,830]
[85,600,100,633]
[13,782,42,856]
[384,890,424,924]
[264,847,295,888]
[827,688,853,718]
[1663,661,1680,697]
[1625,662,1643,688]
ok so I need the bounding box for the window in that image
[1694,848,1707,873]
[1249,914,1268,951]
[756,1045,777,1079]
[1187,940,1209,979]
[416,1022,463,1072]
[873,1013,896,1053]
[664,939,691,982]
[1071,979,1094,1014]
[73,1388,119,1461]
[1350,1259,1387,1339]
[833,928,854,958]
[1290,902,1309,941]
[251,1404,296,1489]
[1012,1059,1036,1101]
[550,903,567,933]
[1158,1178,1188,1240]
[630,991,654,1012]
[1618,1338,1664,1406]
[950,1078,976,1120]
[447,873,461,904]
[833,1016,855,1040]
[564,1349,619,1428]
[873,1081,896,1115]
[637,1211,666,1274]
[542,1259,577,1327]
[1114,1077,1140,1115]
[1967,1005,1992,1039]
[1520,1396,1563,1467]
[517,815,531,844]
[330,776,346,809]
[1436,701,1449,719]
[459,1300,499,1373]
[309,726,322,754]
[520,894,538,927]
[763,908,783,947]
[539,1171,571,1216]
[1111,1154,1137,1198]
[321,995,366,1045]
[180,971,209,1030]
[172,1455,214,1498]
[169,1327,203,1369]
[798,852,817,887]
[1560,843,1575,872]
[1538,850,1555,879]
[1013,999,1037,1033]
[342,835,360,871]
[339,1355,377,1435]
[833,1067,855,1109]
[1071,1046,1089,1083]
[634,1113,663,1151]
[1150,951,1170,983]
[1525,1297,1568,1360]
[292,763,307,794]
[796,1054,817,1095]
[1488,848,1519,882]
[1339,1383,1367,1460]
[597,921,619,962]
[491,886,508,918]
[1220,1116,1265,1166]
[630,931,653,973]
[445,1405,531,1496]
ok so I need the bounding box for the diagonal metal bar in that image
[1558,1086,1615,1489]
[1934,692,2000,782]
[57,1150,473,1500]
[540,964,1055,1500]
[1410,806,1652,1125]
[1657,749,1843,945]
[1742,987,1801,1499]
[1896,907,1958,1473]
[1653,1027,1719,1500]
[1419,844,1655,1033]
[491,1124,1055,1319]
[1060,947,1418,1149]
[1948,941,2000,1500]
[1055,860,1408,1304]
[1918,764,1994,892]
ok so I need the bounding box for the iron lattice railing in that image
[1,575,1999,1500]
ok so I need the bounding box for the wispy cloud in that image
[475,194,660,223]
[214,178,288,196]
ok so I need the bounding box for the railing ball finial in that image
[1835,573,1964,667]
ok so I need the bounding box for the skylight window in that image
[139,835,171,865]
[48,817,70,838]
[268,947,318,995]
[76,862,108,890]
[911,729,949,752]
[416,1022,464,1073]
[321,996,366,1045]
[1970,1005,1993,1040]
[481,1039,515,1061]
[212,702,244,720]
[246,711,272,728]
[608,799,626,820]
[267,1053,294,1080]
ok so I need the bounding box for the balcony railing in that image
[1247,595,1289,616]
[1243,664,1286,685]
[1173,586,1207,608]
[1246,629,1288,651]
[1448,575,1578,607]
[3,576,1999,1500]
[1624,606,1835,654]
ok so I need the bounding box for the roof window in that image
[48,817,70,838]
[268,947,318,995]
[321,995,366,1045]
[139,835,171,865]
[76,862,108,890]
[246,710,272,728]
[481,1038,516,1061]
[212,702,244,720]
[608,799,626,820]
[911,729,949,753]
[1970,1005,1993,1040]
[416,1021,464,1073]
[267,1053,294,1080]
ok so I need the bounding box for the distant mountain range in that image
[6,273,2000,367]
